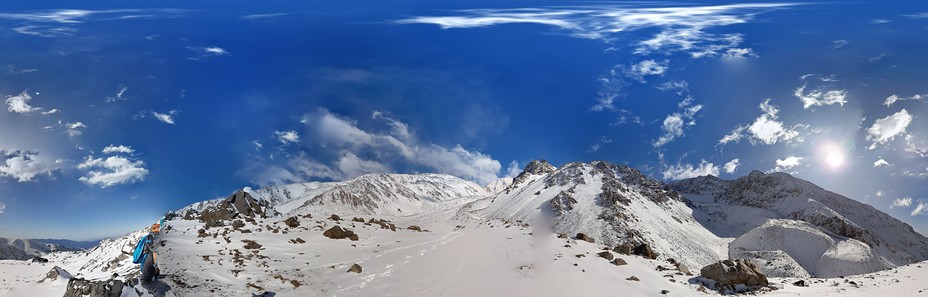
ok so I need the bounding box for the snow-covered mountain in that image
[0,238,88,260]
[671,171,928,277]
[6,160,928,296]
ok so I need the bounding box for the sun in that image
[821,144,846,170]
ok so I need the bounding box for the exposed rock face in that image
[42,266,72,282]
[614,243,633,255]
[323,226,359,241]
[200,190,273,228]
[510,160,556,189]
[700,259,769,289]
[632,243,658,259]
[63,278,124,297]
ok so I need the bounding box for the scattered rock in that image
[575,254,586,258]
[199,190,272,228]
[557,233,568,239]
[613,258,628,266]
[676,263,691,275]
[32,256,49,263]
[347,264,362,273]
[329,214,341,221]
[284,216,300,228]
[352,217,365,223]
[232,220,245,230]
[294,238,306,244]
[43,266,72,282]
[407,226,422,232]
[614,243,633,255]
[575,233,594,243]
[660,289,670,294]
[632,243,658,259]
[242,240,262,249]
[626,276,639,281]
[697,285,707,293]
[323,225,359,241]
[596,251,614,260]
[197,229,209,238]
[700,259,769,290]
[793,280,807,287]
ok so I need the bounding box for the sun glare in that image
[821,144,846,170]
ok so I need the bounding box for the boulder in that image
[200,190,273,227]
[323,226,359,241]
[613,243,633,255]
[43,266,72,282]
[63,278,123,297]
[626,276,639,281]
[407,226,422,232]
[613,258,628,266]
[632,243,658,259]
[352,217,365,223]
[700,259,769,290]
[242,240,262,249]
[329,214,341,221]
[676,263,691,275]
[284,216,300,228]
[347,264,362,273]
[793,280,807,287]
[576,233,594,243]
[596,251,614,260]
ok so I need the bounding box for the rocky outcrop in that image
[632,243,658,259]
[576,233,594,243]
[200,190,273,228]
[284,216,300,228]
[63,278,124,297]
[323,226,359,241]
[347,264,363,273]
[510,160,556,190]
[700,259,768,290]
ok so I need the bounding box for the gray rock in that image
[700,259,769,290]
[347,263,362,273]
[63,278,123,297]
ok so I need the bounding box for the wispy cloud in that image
[152,110,178,125]
[874,158,890,168]
[274,130,301,144]
[654,96,702,147]
[77,146,148,188]
[241,13,288,22]
[723,158,740,174]
[5,90,42,114]
[831,39,848,49]
[773,156,803,173]
[884,94,924,107]
[396,4,793,59]
[794,74,847,109]
[105,85,129,102]
[187,46,230,61]
[913,200,928,216]
[891,197,912,208]
[587,136,612,153]
[0,9,188,37]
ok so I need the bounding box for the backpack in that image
[132,235,150,264]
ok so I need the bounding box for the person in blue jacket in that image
[133,220,162,283]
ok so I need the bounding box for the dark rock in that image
[613,258,628,266]
[576,233,594,243]
[32,256,49,263]
[323,226,358,241]
[632,243,658,259]
[232,220,245,230]
[660,290,670,294]
[596,251,614,260]
[557,233,568,239]
[626,276,639,281]
[63,278,123,297]
[43,266,72,282]
[284,216,300,228]
[700,259,769,290]
[793,280,807,287]
[352,217,365,223]
[329,214,341,221]
[407,226,422,232]
[197,229,209,238]
[347,264,362,273]
[199,190,273,228]
[242,240,262,249]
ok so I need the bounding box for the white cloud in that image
[105,85,128,102]
[913,200,928,216]
[5,65,38,75]
[241,13,288,21]
[0,9,114,23]
[396,4,793,58]
[274,130,300,144]
[0,202,5,214]
[188,46,230,60]
[65,121,86,137]
[77,151,148,188]
[251,140,263,151]
[773,156,803,172]
[891,197,912,208]
[719,99,802,146]
[504,160,521,178]
[723,158,740,174]
[102,145,134,154]
[13,25,76,37]
[5,90,42,114]
[866,109,912,149]
[870,19,891,24]
[627,59,668,81]
[275,109,503,185]
[722,48,756,59]
[906,13,928,19]
[794,74,848,109]
[0,149,61,182]
[587,136,612,153]
[831,39,848,49]
[41,108,59,115]
[662,160,719,180]
[654,96,702,147]
[152,110,177,125]
[874,158,890,168]
[883,94,924,107]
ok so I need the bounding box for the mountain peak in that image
[523,159,556,175]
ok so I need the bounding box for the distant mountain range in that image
[0,237,100,260]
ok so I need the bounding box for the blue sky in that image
[1,1,927,240]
